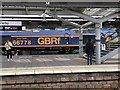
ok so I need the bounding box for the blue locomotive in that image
[0,29,116,55]
[0,30,80,54]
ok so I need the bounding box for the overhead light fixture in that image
[46,0,50,5]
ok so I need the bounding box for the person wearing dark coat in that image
[85,39,94,65]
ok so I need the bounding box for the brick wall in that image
[1,72,120,89]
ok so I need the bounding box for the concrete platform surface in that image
[1,54,91,68]
[1,64,119,76]
[0,54,119,76]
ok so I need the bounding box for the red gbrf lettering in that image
[12,40,32,45]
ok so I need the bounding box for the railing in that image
[101,32,119,57]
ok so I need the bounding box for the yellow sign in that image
[38,37,60,44]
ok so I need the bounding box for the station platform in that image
[1,54,119,89]
[0,54,119,76]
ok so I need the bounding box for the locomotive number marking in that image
[12,40,32,45]
[37,37,60,45]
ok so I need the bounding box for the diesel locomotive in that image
[0,30,95,55]
[0,29,115,55]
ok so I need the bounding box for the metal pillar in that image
[95,23,102,64]
[0,1,2,90]
[79,27,83,58]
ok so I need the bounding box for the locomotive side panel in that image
[10,35,79,54]
[11,35,79,47]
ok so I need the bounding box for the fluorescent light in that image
[0,15,79,18]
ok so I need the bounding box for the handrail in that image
[105,32,118,43]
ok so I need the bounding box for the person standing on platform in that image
[5,40,13,61]
[85,39,94,65]
[101,34,106,50]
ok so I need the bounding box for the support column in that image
[0,1,2,90]
[95,23,102,64]
[79,27,83,58]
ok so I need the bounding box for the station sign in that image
[2,26,22,30]
[0,21,22,26]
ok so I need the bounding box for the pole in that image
[79,27,83,58]
[95,23,102,64]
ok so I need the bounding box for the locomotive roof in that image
[0,29,116,36]
[101,29,116,34]
[0,30,76,36]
